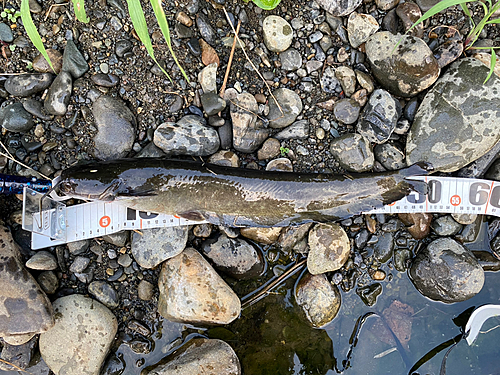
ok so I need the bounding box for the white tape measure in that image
[22,175,500,250]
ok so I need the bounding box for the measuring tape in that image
[23,175,500,250]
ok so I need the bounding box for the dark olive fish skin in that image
[59,158,431,227]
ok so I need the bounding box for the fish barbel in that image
[57,158,431,227]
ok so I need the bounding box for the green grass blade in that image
[72,0,88,22]
[460,2,472,19]
[150,0,189,82]
[486,18,500,24]
[126,0,172,83]
[484,48,497,84]
[20,0,55,72]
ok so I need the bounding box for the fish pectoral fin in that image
[177,211,207,221]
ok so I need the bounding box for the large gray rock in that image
[231,92,269,153]
[366,31,440,97]
[131,226,188,269]
[268,88,303,128]
[158,248,241,324]
[308,223,350,275]
[0,225,54,345]
[145,338,241,375]
[315,0,363,16]
[92,95,136,160]
[295,272,341,328]
[409,238,484,303]
[39,295,117,375]
[406,58,500,172]
[154,115,220,156]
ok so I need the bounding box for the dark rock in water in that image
[366,32,440,97]
[406,58,500,172]
[295,272,341,328]
[0,102,34,133]
[330,133,374,172]
[394,248,412,272]
[459,141,500,178]
[409,237,484,303]
[356,283,382,306]
[0,225,54,345]
[5,73,53,97]
[373,232,394,263]
[473,251,500,271]
[398,213,432,239]
[315,0,363,16]
[431,215,462,236]
[231,93,268,153]
[62,39,89,79]
[101,353,126,375]
[144,338,241,375]
[374,142,406,170]
[358,89,401,144]
[92,95,136,160]
[44,71,72,115]
[202,233,265,279]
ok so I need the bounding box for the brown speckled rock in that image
[307,223,350,275]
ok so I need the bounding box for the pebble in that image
[26,251,58,270]
[207,150,239,167]
[308,223,350,274]
[240,227,282,245]
[306,60,323,74]
[144,338,241,375]
[187,37,201,56]
[33,49,63,74]
[320,67,342,93]
[274,120,309,140]
[409,238,484,303]
[335,66,357,97]
[315,0,362,16]
[91,73,119,87]
[201,234,265,279]
[88,281,119,309]
[366,32,440,97]
[193,223,212,237]
[398,213,433,239]
[295,273,341,328]
[357,89,401,143]
[5,73,54,97]
[44,71,72,116]
[266,157,293,171]
[201,92,226,116]
[268,88,303,128]
[37,271,59,295]
[196,14,215,45]
[357,283,382,306]
[262,15,293,53]
[452,213,478,225]
[115,39,133,57]
[347,12,379,49]
[431,215,463,236]
[280,48,302,71]
[39,295,117,375]
[0,336,38,371]
[333,99,360,125]
[176,23,193,38]
[158,247,241,324]
[67,239,89,255]
[257,137,281,160]
[374,142,406,170]
[154,115,220,156]
[61,40,89,79]
[138,280,154,301]
[176,11,193,27]
[355,70,374,93]
[0,102,34,133]
[131,226,188,269]
[22,98,53,121]
[199,39,219,66]
[102,231,129,247]
[330,133,374,172]
[376,0,399,10]
[92,95,136,160]
[198,63,218,93]
[117,254,133,267]
[396,2,423,38]
[69,256,90,273]
[230,92,269,153]
[0,22,13,42]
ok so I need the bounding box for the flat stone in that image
[154,115,220,156]
[88,281,119,309]
[308,223,350,275]
[131,226,188,269]
[198,63,218,93]
[347,12,379,49]
[263,15,293,53]
[5,73,53,97]
[37,271,59,295]
[295,272,341,328]
[240,227,282,245]
[268,88,303,128]
[431,215,462,236]
[92,95,136,160]
[201,92,226,116]
[257,137,281,160]
[26,251,58,270]
[22,98,53,121]
[315,0,363,16]
[158,248,241,324]
[406,58,500,172]
[0,102,34,133]
[39,294,117,375]
[91,73,119,87]
[280,48,302,71]
[266,157,293,171]
[62,40,89,79]
[144,338,241,375]
[274,120,309,140]
[366,31,440,97]
[196,14,215,45]
[333,99,360,125]
[0,22,13,42]
[44,71,72,116]
[0,225,54,343]
[330,133,374,172]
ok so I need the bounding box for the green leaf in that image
[252,0,281,10]
[20,0,55,72]
[484,48,497,84]
[72,0,89,23]
[149,0,189,82]
[486,17,500,24]
[126,0,172,83]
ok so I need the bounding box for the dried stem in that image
[0,358,31,373]
[220,20,241,99]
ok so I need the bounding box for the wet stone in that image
[315,0,363,16]
[452,213,478,225]
[92,95,136,160]
[268,88,303,128]
[144,338,241,375]
[91,73,119,87]
[201,92,226,116]
[22,98,53,121]
[330,133,374,172]
[358,89,401,144]
[201,233,265,279]
[356,283,382,306]
[88,281,119,309]
[193,223,212,237]
[196,14,215,45]
[115,39,133,57]
[33,49,63,74]
[5,73,53,97]
[0,335,37,371]
[266,157,293,171]
[69,256,90,273]
[131,226,188,269]
[39,294,117,375]
[376,0,399,10]
[347,12,379,49]
[240,227,282,245]
[26,251,58,271]
[257,137,281,160]
[158,248,241,324]
[61,40,89,79]
[262,15,293,53]
[374,142,406,170]
[409,238,484,303]
[406,58,500,172]
[231,92,268,153]
[308,223,350,275]
[431,215,463,236]
[274,120,309,140]
[44,71,72,116]
[207,150,239,167]
[399,213,433,240]
[280,48,302,71]
[366,31,440,97]
[67,239,89,255]
[433,40,464,69]
[295,272,341,328]
[0,102,34,133]
[333,98,360,124]
[396,2,423,37]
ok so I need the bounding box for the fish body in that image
[58,158,430,227]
